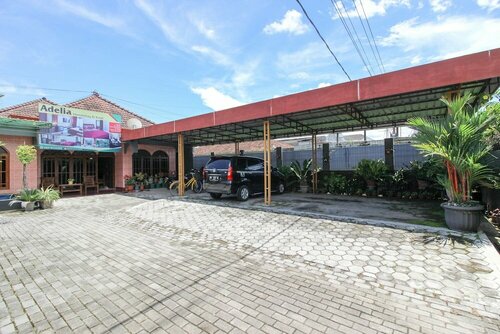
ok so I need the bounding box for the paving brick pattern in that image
[1,194,499,333]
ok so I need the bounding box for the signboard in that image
[38,103,122,152]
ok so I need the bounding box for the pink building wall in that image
[1,134,176,193]
[114,144,176,188]
[0,135,39,194]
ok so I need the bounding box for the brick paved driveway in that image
[1,194,499,333]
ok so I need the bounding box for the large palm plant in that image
[408,93,497,204]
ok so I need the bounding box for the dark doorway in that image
[98,154,115,190]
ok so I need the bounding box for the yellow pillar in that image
[177,133,185,196]
[263,121,271,205]
[312,133,318,194]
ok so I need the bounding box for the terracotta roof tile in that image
[66,92,154,127]
[0,98,56,119]
[0,92,154,129]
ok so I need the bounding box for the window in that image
[246,158,264,172]
[132,150,152,175]
[236,158,246,171]
[0,147,9,190]
[206,158,230,170]
[152,151,169,176]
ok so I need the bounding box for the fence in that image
[193,142,424,171]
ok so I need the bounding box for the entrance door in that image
[98,155,115,189]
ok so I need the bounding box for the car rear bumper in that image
[204,181,234,194]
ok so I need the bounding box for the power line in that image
[330,0,373,76]
[0,84,90,94]
[0,83,200,120]
[99,93,193,118]
[295,0,352,81]
[359,0,385,72]
[351,0,383,73]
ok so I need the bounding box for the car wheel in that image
[209,193,222,199]
[277,182,285,194]
[236,185,250,201]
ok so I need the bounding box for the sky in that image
[0,0,499,125]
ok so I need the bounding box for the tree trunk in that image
[23,164,27,189]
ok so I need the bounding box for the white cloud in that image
[54,0,125,30]
[192,20,216,40]
[476,0,500,11]
[429,0,452,12]
[191,45,232,67]
[410,55,422,64]
[334,0,411,19]
[0,80,45,97]
[380,16,500,60]
[278,43,330,71]
[289,72,311,80]
[317,82,332,88]
[191,87,243,111]
[232,60,259,88]
[134,0,180,44]
[277,43,349,84]
[263,10,308,35]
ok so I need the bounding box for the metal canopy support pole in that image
[235,142,240,155]
[263,121,271,205]
[177,133,185,196]
[311,132,318,194]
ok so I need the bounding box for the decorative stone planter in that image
[21,201,36,212]
[441,202,484,232]
[40,200,53,210]
[299,184,308,193]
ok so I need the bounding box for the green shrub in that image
[320,173,347,194]
[13,189,41,202]
[278,165,297,190]
[355,159,388,191]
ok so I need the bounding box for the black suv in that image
[203,155,285,201]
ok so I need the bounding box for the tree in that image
[408,93,497,203]
[15,145,37,189]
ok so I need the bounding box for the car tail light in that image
[227,165,233,181]
[203,169,208,180]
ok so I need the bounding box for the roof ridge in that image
[0,97,56,114]
[65,92,155,125]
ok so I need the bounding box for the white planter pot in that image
[21,201,36,212]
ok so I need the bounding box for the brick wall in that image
[0,135,39,194]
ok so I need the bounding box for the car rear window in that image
[206,158,230,170]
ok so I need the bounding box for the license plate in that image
[209,175,220,182]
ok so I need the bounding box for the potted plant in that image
[39,186,60,209]
[290,159,313,193]
[355,159,388,193]
[407,159,444,190]
[124,175,135,192]
[9,189,41,212]
[408,93,498,232]
[134,172,145,191]
[15,144,37,189]
[67,178,75,185]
